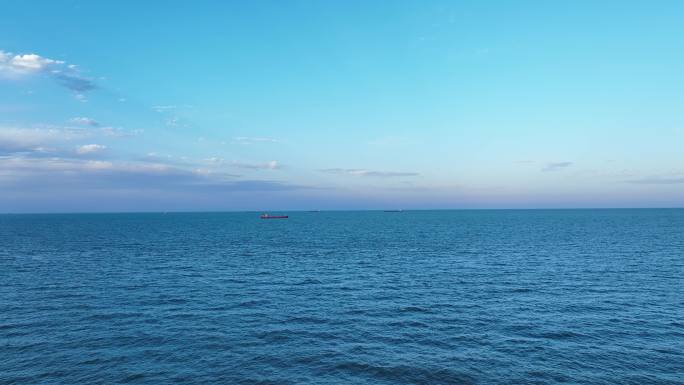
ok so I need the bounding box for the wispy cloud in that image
[100,127,141,137]
[165,117,181,127]
[151,105,178,112]
[0,125,136,156]
[151,105,193,128]
[232,160,280,170]
[69,117,100,127]
[0,50,96,99]
[319,168,419,177]
[542,162,572,172]
[76,144,106,155]
[151,104,195,113]
[625,176,684,184]
[233,136,278,145]
[1,125,161,189]
[0,126,86,155]
[0,155,307,194]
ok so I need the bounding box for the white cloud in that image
[0,125,136,156]
[0,52,64,77]
[232,160,280,170]
[0,126,88,154]
[204,157,224,164]
[166,117,180,127]
[151,104,194,111]
[0,50,95,97]
[0,156,175,177]
[319,168,419,177]
[76,144,106,154]
[152,105,177,112]
[100,127,140,137]
[233,136,278,145]
[8,53,63,73]
[0,155,299,189]
[151,105,194,128]
[69,117,100,127]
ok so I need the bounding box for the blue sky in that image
[1,0,683,212]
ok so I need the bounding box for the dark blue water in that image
[1,210,683,384]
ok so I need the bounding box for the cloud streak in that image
[69,117,100,127]
[233,136,279,145]
[0,155,308,195]
[232,160,280,170]
[151,105,178,112]
[542,162,572,172]
[0,126,137,156]
[319,168,419,178]
[76,144,107,154]
[625,176,684,185]
[0,126,88,155]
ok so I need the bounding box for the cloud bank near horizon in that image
[319,168,420,178]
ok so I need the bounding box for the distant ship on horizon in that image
[260,213,288,219]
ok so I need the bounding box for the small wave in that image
[285,316,330,325]
[139,297,188,306]
[332,362,476,384]
[255,330,293,343]
[536,330,589,340]
[0,323,18,331]
[83,312,142,321]
[339,286,358,291]
[79,357,110,365]
[234,299,270,308]
[399,306,432,313]
[509,287,534,293]
[527,370,572,382]
[121,373,146,383]
[387,320,429,328]
[295,278,323,285]
[344,308,368,315]
[231,378,284,385]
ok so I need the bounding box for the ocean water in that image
[1,209,683,384]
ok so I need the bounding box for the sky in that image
[1,0,683,212]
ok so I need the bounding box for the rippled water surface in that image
[1,210,683,384]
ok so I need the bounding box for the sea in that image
[1,209,683,384]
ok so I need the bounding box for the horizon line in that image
[2,207,683,215]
